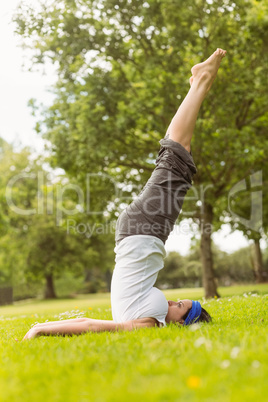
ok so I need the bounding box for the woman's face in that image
[165,299,192,324]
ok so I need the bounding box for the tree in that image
[0,139,33,290]
[25,210,88,298]
[14,0,268,298]
[156,251,185,289]
[222,167,268,283]
[15,173,109,299]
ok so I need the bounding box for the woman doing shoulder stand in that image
[23,48,226,340]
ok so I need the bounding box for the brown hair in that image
[182,307,212,323]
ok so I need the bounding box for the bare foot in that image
[189,48,226,91]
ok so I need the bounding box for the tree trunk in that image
[252,238,265,283]
[200,203,220,298]
[44,273,57,299]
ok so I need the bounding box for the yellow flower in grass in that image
[88,307,92,310]
[187,375,201,389]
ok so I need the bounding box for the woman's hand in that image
[23,325,40,340]
[21,316,157,340]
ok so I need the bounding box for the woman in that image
[23,48,226,340]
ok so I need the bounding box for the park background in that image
[0,0,267,302]
[0,1,268,401]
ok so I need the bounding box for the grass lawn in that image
[0,283,268,402]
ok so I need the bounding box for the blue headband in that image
[184,301,202,325]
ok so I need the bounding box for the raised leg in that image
[166,48,226,152]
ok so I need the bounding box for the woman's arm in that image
[23,317,158,340]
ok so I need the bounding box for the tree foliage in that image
[14,0,268,296]
[156,244,259,290]
[0,141,115,298]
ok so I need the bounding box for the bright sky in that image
[0,1,262,255]
[0,0,56,151]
